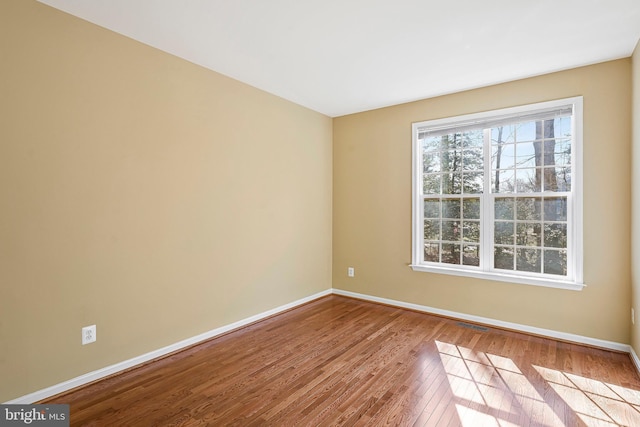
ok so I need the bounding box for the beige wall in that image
[632,41,640,354]
[334,60,632,343]
[1,0,636,405]
[0,1,332,402]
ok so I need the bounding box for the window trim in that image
[410,97,584,290]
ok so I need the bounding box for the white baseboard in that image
[4,289,332,404]
[6,287,637,404]
[332,289,631,353]
[629,346,640,373]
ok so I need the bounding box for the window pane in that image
[441,150,461,173]
[440,134,462,151]
[442,243,461,264]
[424,243,440,262]
[517,248,541,273]
[494,247,514,270]
[463,198,480,219]
[544,249,567,275]
[543,140,558,166]
[423,152,441,173]
[442,173,462,194]
[540,167,571,192]
[442,199,461,219]
[424,199,441,218]
[463,172,483,194]
[516,223,541,247]
[494,221,514,245]
[491,143,515,170]
[463,221,480,242]
[516,168,541,192]
[544,223,567,248]
[542,167,560,191]
[463,245,480,266]
[422,136,441,152]
[423,174,441,194]
[554,167,571,191]
[464,131,484,149]
[424,220,441,240]
[554,139,571,166]
[544,197,567,221]
[515,142,537,168]
[492,169,515,193]
[492,125,515,144]
[555,117,572,138]
[515,122,536,142]
[516,197,542,220]
[463,148,483,171]
[495,198,514,220]
[442,220,461,241]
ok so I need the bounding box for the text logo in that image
[0,405,69,426]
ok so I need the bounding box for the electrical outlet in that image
[82,325,96,345]
[348,267,354,277]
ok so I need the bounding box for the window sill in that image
[409,264,585,291]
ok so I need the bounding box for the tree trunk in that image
[534,120,556,191]
[494,127,503,192]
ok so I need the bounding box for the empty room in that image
[2,0,640,425]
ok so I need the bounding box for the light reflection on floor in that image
[435,341,640,426]
[534,365,640,426]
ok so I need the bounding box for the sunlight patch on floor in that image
[455,404,521,427]
[436,340,563,426]
[534,365,640,427]
[435,341,640,427]
[436,341,563,427]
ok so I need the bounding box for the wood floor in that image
[43,296,640,426]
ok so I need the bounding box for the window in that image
[411,97,583,290]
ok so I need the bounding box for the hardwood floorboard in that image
[41,295,640,426]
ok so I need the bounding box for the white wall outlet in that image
[82,325,96,345]
[348,267,354,277]
[633,308,635,325]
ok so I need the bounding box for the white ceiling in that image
[38,0,640,117]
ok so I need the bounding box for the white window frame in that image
[410,97,584,291]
